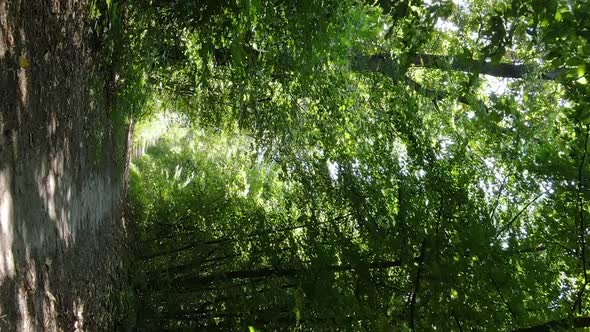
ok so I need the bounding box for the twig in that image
[495,192,544,239]
[490,174,509,223]
[485,266,517,320]
[452,311,464,332]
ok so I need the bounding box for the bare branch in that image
[495,192,544,239]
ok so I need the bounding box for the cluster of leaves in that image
[120,0,590,331]
[131,130,364,330]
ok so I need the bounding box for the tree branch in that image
[352,54,567,80]
[512,316,590,332]
[495,192,544,239]
[488,270,517,320]
[174,259,403,288]
[490,174,509,223]
[407,78,477,107]
[452,311,464,332]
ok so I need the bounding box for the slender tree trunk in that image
[174,260,402,288]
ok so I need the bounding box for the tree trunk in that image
[351,54,567,80]
[174,259,402,288]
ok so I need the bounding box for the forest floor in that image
[0,0,130,330]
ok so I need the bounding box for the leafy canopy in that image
[116,0,590,330]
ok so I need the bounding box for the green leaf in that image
[294,306,301,322]
[577,64,586,78]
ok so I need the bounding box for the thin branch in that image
[407,78,480,108]
[174,259,404,288]
[452,311,464,332]
[503,244,546,255]
[490,174,509,223]
[495,192,544,239]
[486,268,517,320]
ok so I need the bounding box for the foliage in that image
[120,0,590,331]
